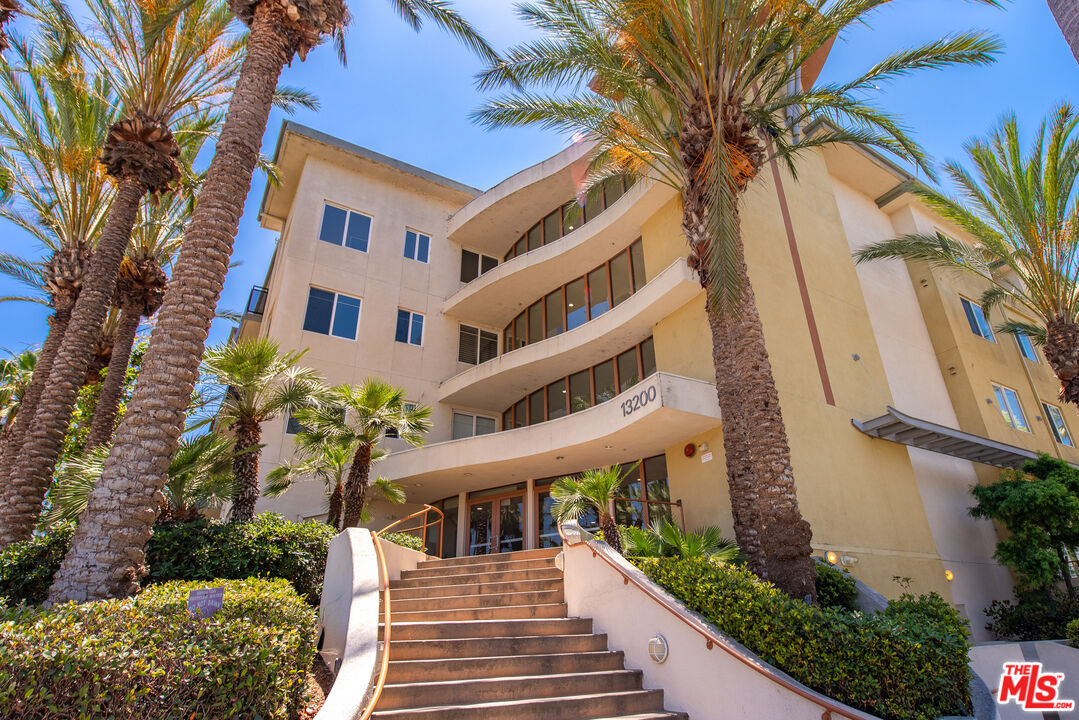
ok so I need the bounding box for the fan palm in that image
[299,380,430,529]
[265,429,405,529]
[855,105,1079,405]
[0,349,37,434]
[621,518,743,562]
[550,465,637,553]
[201,338,326,522]
[2,0,241,550]
[50,0,494,603]
[475,0,1001,599]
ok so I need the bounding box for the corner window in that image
[319,203,371,252]
[458,324,498,365]
[285,414,305,435]
[460,249,498,283]
[302,287,361,340]
[404,230,430,263]
[395,309,424,346]
[451,411,497,440]
[992,383,1030,432]
[961,297,995,342]
[1016,333,1039,363]
[1042,402,1074,447]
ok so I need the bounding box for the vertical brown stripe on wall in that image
[768,158,836,406]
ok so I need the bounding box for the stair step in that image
[382,617,591,641]
[389,633,609,660]
[390,567,562,589]
[385,651,625,684]
[378,669,643,710]
[388,602,567,622]
[390,578,560,600]
[370,689,668,720]
[416,548,561,569]
[401,557,556,580]
[390,589,564,612]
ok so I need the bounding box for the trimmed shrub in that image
[985,588,1079,641]
[815,561,859,612]
[0,578,316,719]
[633,556,970,720]
[0,522,75,607]
[1067,618,1079,648]
[381,531,425,552]
[146,514,335,604]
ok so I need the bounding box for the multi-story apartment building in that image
[238,121,1079,639]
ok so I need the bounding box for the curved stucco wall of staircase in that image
[560,525,881,720]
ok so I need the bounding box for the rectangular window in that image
[303,287,360,340]
[617,348,640,392]
[610,251,632,307]
[395,309,424,346]
[547,378,567,420]
[594,359,616,403]
[566,277,587,330]
[504,321,514,354]
[563,203,581,234]
[543,210,561,245]
[545,290,564,337]
[404,230,430,263]
[527,224,542,252]
[528,301,543,344]
[629,239,646,290]
[514,399,527,429]
[584,185,604,223]
[514,313,526,349]
[1043,402,1075,447]
[614,462,643,528]
[640,337,657,377]
[1016,333,1039,363]
[993,383,1030,432]
[961,297,995,342]
[502,409,513,430]
[319,203,371,252]
[458,325,498,365]
[514,236,526,258]
[569,370,591,414]
[529,388,545,425]
[603,177,625,207]
[587,265,609,319]
[643,454,671,523]
[285,414,305,435]
[451,412,497,440]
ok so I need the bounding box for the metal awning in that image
[852,406,1041,469]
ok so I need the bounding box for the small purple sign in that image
[187,586,225,620]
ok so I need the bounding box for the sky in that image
[0,0,1075,355]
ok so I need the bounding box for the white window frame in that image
[404,229,431,263]
[396,309,425,346]
[451,411,497,440]
[302,287,362,341]
[992,383,1031,432]
[458,324,499,365]
[960,297,996,342]
[1042,401,1075,447]
[1015,332,1039,363]
[319,202,372,253]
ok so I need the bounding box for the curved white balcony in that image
[447,142,591,255]
[439,259,700,409]
[380,372,721,500]
[443,178,677,327]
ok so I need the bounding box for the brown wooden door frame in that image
[467,490,525,555]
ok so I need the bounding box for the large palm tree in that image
[50,0,493,603]
[300,380,430,529]
[474,0,1001,599]
[201,338,326,522]
[855,105,1079,405]
[1048,0,1079,63]
[0,0,241,548]
[550,465,635,553]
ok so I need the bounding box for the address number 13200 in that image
[621,385,657,417]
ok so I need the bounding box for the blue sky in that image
[0,0,1075,355]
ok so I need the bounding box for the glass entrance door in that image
[468,501,494,556]
[468,493,525,555]
[497,495,524,552]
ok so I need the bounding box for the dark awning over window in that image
[852,406,1042,469]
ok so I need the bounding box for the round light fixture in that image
[945,569,954,582]
[826,551,839,565]
[648,634,669,664]
[683,443,696,458]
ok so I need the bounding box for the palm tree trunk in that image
[342,443,373,529]
[327,480,344,530]
[1049,0,1079,63]
[47,6,295,603]
[84,305,141,450]
[685,200,817,601]
[0,177,145,548]
[1058,544,1077,598]
[1045,320,1079,406]
[228,421,263,522]
[599,512,622,553]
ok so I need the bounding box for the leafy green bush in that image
[815,561,858,612]
[146,514,334,604]
[0,578,315,719]
[381,531,425,552]
[633,556,970,720]
[985,588,1079,641]
[0,523,75,606]
[1067,618,1079,648]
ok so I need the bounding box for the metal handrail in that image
[358,531,391,720]
[376,504,445,558]
[557,521,876,720]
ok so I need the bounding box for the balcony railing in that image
[246,285,268,316]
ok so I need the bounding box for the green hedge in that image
[815,561,859,612]
[633,557,970,720]
[0,578,316,719]
[984,588,1079,641]
[0,514,333,608]
[381,531,425,552]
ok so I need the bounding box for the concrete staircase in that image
[372,547,687,720]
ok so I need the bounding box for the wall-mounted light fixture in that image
[683,443,696,458]
[945,569,955,582]
[826,551,839,565]
[648,635,669,664]
[698,442,709,453]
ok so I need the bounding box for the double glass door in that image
[468,493,525,555]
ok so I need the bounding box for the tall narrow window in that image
[545,290,564,337]
[617,348,640,392]
[610,251,632,307]
[587,266,609,319]
[593,359,616,403]
[461,249,480,283]
[584,185,604,222]
[528,301,543,344]
[1016,333,1039,362]
[603,177,625,207]
[993,383,1030,431]
[1043,402,1075,447]
[527,224,542,252]
[514,313,526,349]
[303,287,361,340]
[640,337,657,377]
[543,210,561,245]
[629,239,646,290]
[961,298,995,341]
[569,370,591,414]
[404,230,430,263]
[395,310,424,346]
[566,278,587,330]
[529,389,545,425]
[547,379,567,420]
